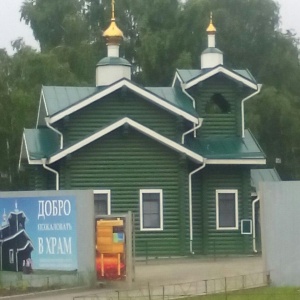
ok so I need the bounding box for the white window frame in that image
[140,189,163,231]
[216,189,239,230]
[94,190,111,215]
[9,249,14,264]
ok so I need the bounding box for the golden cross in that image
[112,0,115,19]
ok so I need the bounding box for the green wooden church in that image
[19,7,265,256]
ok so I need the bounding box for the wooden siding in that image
[30,166,56,190]
[189,75,242,137]
[192,165,252,255]
[56,89,184,147]
[59,126,189,257]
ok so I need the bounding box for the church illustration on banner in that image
[0,202,34,272]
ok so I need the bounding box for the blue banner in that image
[0,196,78,271]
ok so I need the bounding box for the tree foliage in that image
[0,0,299,189]
[246,87,300,179]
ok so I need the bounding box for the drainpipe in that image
[42,159,60,190]
[181,83,195,109]
[181,118,203,144]
[45,117,63,149]
[241,84,262,138]
[178,82,203,138]
[189,160,206,254]
[252,196,259,253]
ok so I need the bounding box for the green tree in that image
[246,87,300,180]
[21,0,88,51]
[0,45,79,190]
[9,0,300,183]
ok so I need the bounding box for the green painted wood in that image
[28,74,257,257]
[188,75,244,137]
[59,126,189,257]
[57,89,184,147]
[30,166,54,190]
[192,166,252,255]
[179,157,188,255]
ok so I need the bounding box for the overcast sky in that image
[0,0,299,54]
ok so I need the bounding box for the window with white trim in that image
[140,189,163,231]
[216,190,238,230]
[9,249,14,264]
[94,190,111,215]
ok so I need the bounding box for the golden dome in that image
[103,0,123,44]
[103,18,123,40]
[206,12,216,34]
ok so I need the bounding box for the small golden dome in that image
[103,0,123,44]
[206,12,216,34]
[103,18,124,44]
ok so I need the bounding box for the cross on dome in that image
[102,0,124,45]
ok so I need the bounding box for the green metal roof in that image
[23,125,264,163]
[24,128,60,160]
[186,130,265,160]
[43,86,103,116]
[202,47,223,54]
[251,168,281,191]
[145,87,198,117]
[43,82,199,120]
[177,69,206,83]
[234,69,257,83]
[177,67,257,85]
[97,57,131,66]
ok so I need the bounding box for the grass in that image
[181,287,300,300]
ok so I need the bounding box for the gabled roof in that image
[17,240,34,252]
[42,86,101,116]
[145,87,196,117]
[23,117,204,165]
[22,119,265,166]
[8,210,27,220]
[1,229,31,243]
[174,65,258,90]
[40,79,199,125]
[175,69,207,83]
[186,130,266,165]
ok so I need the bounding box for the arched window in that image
[205,93,231,114]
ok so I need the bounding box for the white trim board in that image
[183,66,258,91]
[23,118,266,166]
[206,158,266,165]
[47,79,198,124]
